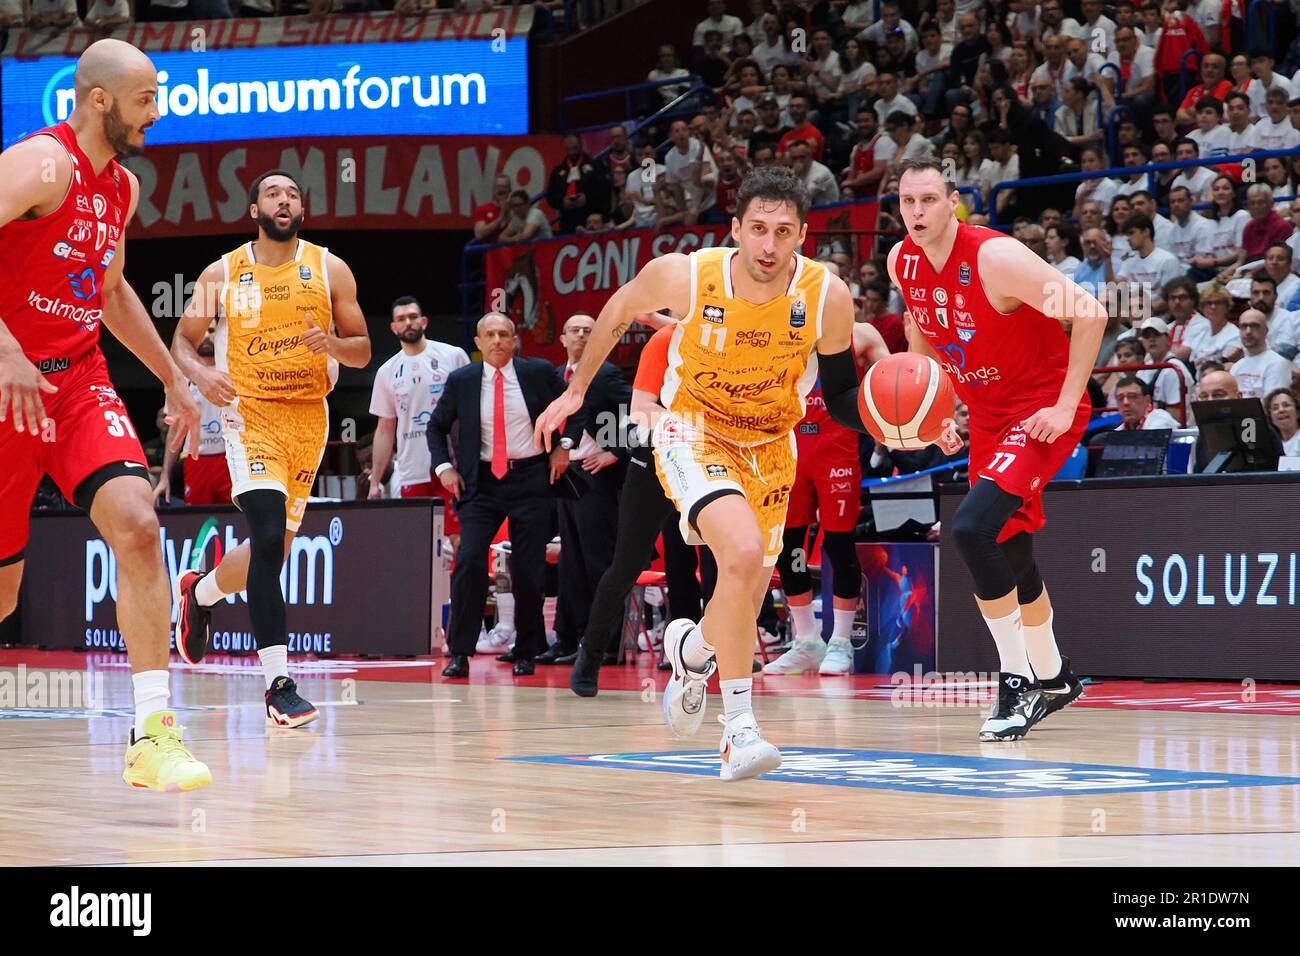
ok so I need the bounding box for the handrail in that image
[989,145,1300,225]
[558,73,708,131]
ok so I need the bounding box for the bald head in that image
[1198,370,1240,400]
[73,39,159,160]
[75,39,155,101]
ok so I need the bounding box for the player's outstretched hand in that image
[192,364,235,407]
[0,349,57,435]
[934,418,964,455]
[1022,404,1075,444]
[534,388,584,451]
[164,378,202,458]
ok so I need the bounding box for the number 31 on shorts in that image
[104,410,138,439]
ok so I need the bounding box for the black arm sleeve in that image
[819,347,870,434]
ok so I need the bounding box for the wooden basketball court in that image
[2,648,1298,866]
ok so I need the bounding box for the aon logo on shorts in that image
[829,467,854,477]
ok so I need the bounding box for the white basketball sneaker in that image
[661,618,716,738]
[818,637,854,675]
[476,623,516,654]
[718,715,782,781]
[762,638,826,674]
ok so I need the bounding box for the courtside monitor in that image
[1191,398,1283,473]
[1095,428,1172,477]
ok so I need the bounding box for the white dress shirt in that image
[434,361,541,476]
[562,364,600,461]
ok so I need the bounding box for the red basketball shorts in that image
[401,481,461,535]
[788,430,862,532]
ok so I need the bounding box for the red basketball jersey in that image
[896,223,1077,425]
[0,122,131,364]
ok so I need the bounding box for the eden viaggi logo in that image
[49,886,151,936]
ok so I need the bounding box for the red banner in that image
[483,202,879,367]
[121,135,564,237]
[2,9,533,59]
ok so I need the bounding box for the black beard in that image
[197,341,215,358]
[399,327,426,343]
[257,210,303,242]
[104,104,142,160]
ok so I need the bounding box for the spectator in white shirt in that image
[984,129,1020,218]
[1031,34,1071,101]
[648,45,693,106]
[1254,87,1300,152]
[742,0,771,44]
[625,143,665,228]
[1073,146,1119,217]
[500,190,554,243]
[664,120,719,224]
[1262,157,1296,211]
[874,72,920,126]
[1188,96,1232,159]
[1169,137,1217,201]
[693,0,744,49]
[1249,272,1300,358]
[788,138,839,206]
[85,0,132,29]
[1266,387,1300,458]
[753,13,799,75]
[841,0,876,35]
[1128,190,1175,252]
[1246,50,1291,118]
[28,0,80,28]
[1189,287,1245,371]
[1119,213,1183,313]
[924,0,959,47]
[1045,222,1083,277]
[1192,173,1250,280]
[861,2,919,53]
[1223,91,1259,155]
[1166,185,1216,265]
[1113,376,1182,430]
[1112,25,1157,108]
[1080,0,1118,53]
[1163,275,1211,359]
[1232,309,1296,398]
[876,111,936,181]
[1038,0,1085,44]
[1064,36,1116,108]
[1134,317,1195,419]
[1262,244,1300,310]
[1054,78,1106,155]
[805,28,844,109]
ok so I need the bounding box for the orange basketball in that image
[858,353,957,450]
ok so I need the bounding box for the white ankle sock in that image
[494,591,515,630]
[194,570,229,607]
[721,678,753,723]
[832,608,856,641]
[257,645,289,690]
[1024,612,1062,682]
[983,607,1033,679]
[132,670,170,738]
[788,602,816,639]
[681,623,715,672]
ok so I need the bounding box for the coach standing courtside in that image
[539,314,634,664]
[428,314,585,678]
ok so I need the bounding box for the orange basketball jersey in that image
[661,247,828,446]
[214,239,336,401]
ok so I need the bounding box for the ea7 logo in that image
[908,288,928,301]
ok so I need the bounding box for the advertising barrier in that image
[3,38,528,148]
[938,474,1300,680]
[16,500,439,657]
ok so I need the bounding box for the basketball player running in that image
[537,167,875,780]
[171,170,371,727]
[154,321,232,506]
[888,158,1102,740]
[765,322,888,675]
[367,296,471,545]
[0,39,211,791]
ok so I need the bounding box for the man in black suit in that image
[540,314,635,664]
[428,314,584,678]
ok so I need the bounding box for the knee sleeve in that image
[820,530,863,600]
[237,489,288,646]
[1001,531,1045,605]
[775,526,813,596]
[951,479,1025,601]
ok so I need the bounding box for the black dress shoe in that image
[496,651,517,663]
[536,644,577,665]
[442,655,470,679]
[513,657,535,676]
[570,646,602,697]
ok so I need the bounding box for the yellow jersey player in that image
[537,167,877,780]
[170,169,371,727]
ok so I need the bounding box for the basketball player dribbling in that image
[765,322,888,676]
[170,170,371,727]
[536,167,880,780]
[0,39,211,791]
[888,158,1106,740]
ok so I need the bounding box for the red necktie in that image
[491,370,508,479]
[564,366,573,383]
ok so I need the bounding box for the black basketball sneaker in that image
[175,569,213,665]
[1038,656,1085,721]
[265,676,319,728]
[979,672,1046,741]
